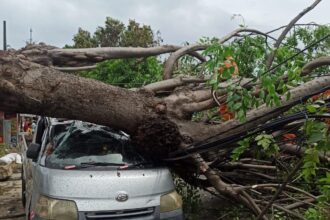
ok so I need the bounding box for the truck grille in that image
[84,207,155,219]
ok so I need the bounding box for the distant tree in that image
[67,17,161,48]
[94,17,125,47]
[68,28,97,48]
[120,19,158,47]
[66,17,164,87]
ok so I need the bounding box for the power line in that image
[243,33,330,87]
[166,97,330,160]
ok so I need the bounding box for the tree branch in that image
[256,159,304,220]
[284,198,316,210]
[237,183,317,199]
[18,43,206,67]
[266,22,323,35]
[163,28,275,79]
[143,76,207,92]
[55,65,97,72]
[265,0,322,69]
[182,98,215,113]
[301,56,330,76]
[279,144,329,163]
[179,75,330,143]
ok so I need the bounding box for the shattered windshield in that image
[45,121,146,169]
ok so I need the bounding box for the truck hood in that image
[35,166,174,211]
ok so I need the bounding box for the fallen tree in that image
[1,0,330,219]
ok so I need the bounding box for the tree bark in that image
[2,52,330,149]
[0,52,158,133]
[17,43,205,68]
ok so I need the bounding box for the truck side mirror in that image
[27,143,41,162]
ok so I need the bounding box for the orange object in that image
[218,56,239,77]
[217,56,238,121]
[222,113,235,121]
[312,89,330,101]
[219,104,235,121]
[310,90,330,124]
[309,89,330,131]
[311,94,320,102]
[283,133,297,144]
[219,104,228,114]
[323,89,330,98]
[324,118,330,125]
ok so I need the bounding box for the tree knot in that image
[132,116,181,161]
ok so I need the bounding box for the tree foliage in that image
[94,17,125,47]
[79,57,162,88]
[66,17,163,87]
[193,24,330,219]
[66,17,162,48]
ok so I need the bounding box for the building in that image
[0,111,18,146]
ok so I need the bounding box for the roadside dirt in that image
[0,171,25,220]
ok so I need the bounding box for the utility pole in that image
[29,28,32,44]
[3,20,7,51]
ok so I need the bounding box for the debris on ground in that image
[0,167,25,219]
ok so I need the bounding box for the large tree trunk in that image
[0,52,157,133]
[1,51,329,157]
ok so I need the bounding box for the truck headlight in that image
[35,195,78,220]
[160,191,182,213]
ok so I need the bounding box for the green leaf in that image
[231,138,250,161]
[306,104,317,113]
[233,102,242,110]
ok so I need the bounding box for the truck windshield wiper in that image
[118,161,153,170]
[79,162,126,168]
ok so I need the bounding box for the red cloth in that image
[23,122,31,132]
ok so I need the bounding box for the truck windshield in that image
[45,121,146,169]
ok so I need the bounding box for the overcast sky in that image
[0,0,329,49]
